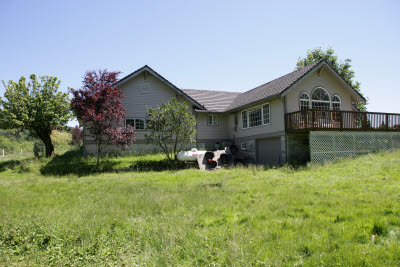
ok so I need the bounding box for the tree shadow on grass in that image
[40,150,190,177]
[0,159,28,172]
[39,150,107,177]
[124,159,188,172]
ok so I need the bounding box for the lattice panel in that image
[310,131,400,163]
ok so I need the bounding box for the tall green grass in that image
[0,150,400,265]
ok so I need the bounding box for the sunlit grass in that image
[0,150,400,265]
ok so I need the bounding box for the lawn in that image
[0,150,400,265]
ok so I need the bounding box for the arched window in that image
[332,95,341,110]
[299,92,310,110]
[311,87,330,110]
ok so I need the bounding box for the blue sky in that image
[0,0,399,126]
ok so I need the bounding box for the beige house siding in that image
[196,113,230,140]
[285,69,354,113]
[121,72,181,117]
[231,99,285,139]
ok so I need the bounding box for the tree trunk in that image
[40,134,54,157]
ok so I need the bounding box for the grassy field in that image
[0,150,400,265]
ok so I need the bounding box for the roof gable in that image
[116,65,205,109]
[226,60,322,111]
[280,61,366,103]
[226,60,365,111]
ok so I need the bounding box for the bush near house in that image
[146,98,197,161]
[0,150,400,265]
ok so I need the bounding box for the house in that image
[83,60,400,164]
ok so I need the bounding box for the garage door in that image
[257,137,281,165]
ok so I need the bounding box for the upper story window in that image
[126,118,146,130]
[262,103,270,124]
[299,92,310,110]
[311,87,330,110]
[242,111,248,128]
[242,103,270,129]
[332,95,341,110]
[208,114,219,126]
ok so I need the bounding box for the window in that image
[299,92,310,110]
[241,142,247,150]
[207,114,219,126]
[126,119,135,128]
[332,95,341,110]
[249,107,262,127]
[135,119,145,130]
[311,87,330,110]
[125,118,146,130]
[263,104,270,124]
[241,103,270,129]
[242,111,248,128]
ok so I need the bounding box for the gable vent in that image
[139,83,150,94]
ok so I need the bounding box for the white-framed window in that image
[249,106,262,127]
[242,111,248,128]
[299,92,310,110]
[207,114,219,126]
[311,87,331,110]
[332,95,341,110]
[126,118,146,130]
[241,142,247,150]
[125,119,135,127]
[241,103,270,129]
[263,104,270,124]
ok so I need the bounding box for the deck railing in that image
[285,109,400,133]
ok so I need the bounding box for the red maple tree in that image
[70,70,135,168]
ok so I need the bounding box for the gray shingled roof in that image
[183,60,323,112]
[226,60,323,111]
[181,89,240,112]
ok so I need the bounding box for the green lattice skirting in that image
[309,131,400,163]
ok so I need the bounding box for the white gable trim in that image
[280,61,366,104]
[116,65,205,109]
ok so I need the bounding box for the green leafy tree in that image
[146,98,196,161]
[0,75,71,157]
[296,47,367,110]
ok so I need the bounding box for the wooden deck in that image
[285,109,400,133]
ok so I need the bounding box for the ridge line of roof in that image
[223,60,324,111]
[238,59,323,96]
[182,88,240,93]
